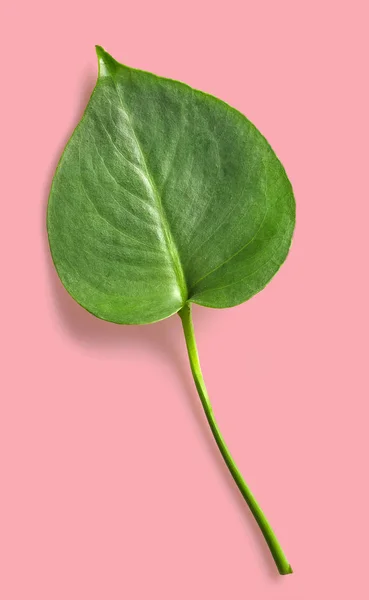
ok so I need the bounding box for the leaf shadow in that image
[43,67,284,581]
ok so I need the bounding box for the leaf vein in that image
[104,70,188,302]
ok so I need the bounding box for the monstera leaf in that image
[48,46,295,575]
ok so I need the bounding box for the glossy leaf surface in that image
[48,47,295,324]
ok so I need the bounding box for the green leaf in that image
[48,46,295,325]
[47,47,295,575]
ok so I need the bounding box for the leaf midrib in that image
[102,67,188,305]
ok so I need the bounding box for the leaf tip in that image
[95,45,117,77]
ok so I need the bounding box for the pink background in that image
[1,1,368,598]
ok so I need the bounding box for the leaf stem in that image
[178,304,292,576]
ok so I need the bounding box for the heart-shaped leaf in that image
[47,47,295,575]
[48,46,295,325]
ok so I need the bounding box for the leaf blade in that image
[48,47,295,323]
